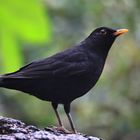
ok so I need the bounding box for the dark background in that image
[0,0,140,140]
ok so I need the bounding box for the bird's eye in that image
[100,29,107,35]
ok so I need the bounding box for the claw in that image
[46,126,73,134]
[53,126,73,134]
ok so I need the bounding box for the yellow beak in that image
[113,29,129,36]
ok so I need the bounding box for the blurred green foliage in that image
[0,0,52,72]
[0,0,140,140]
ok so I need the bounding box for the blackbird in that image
[0,27,128,133]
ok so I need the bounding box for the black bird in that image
[0,27,128,133]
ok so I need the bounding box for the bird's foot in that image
[47,125,74,134]
[55,126,73,134]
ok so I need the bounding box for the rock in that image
[0,116,102,140]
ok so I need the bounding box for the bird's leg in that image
[51,102,72,133]
[52,102,63,127]
[64,104,77,134]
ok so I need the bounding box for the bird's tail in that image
[0,72,31,92]
[0,75,5,87]
[0,74,20,90]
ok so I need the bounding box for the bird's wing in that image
[3,49,90,79]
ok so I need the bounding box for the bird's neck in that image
[80,38,112,60]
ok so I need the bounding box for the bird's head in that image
[86,27,128,56]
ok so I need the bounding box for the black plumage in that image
[0,27,128,133]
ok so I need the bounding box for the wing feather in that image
[3,49,90,79]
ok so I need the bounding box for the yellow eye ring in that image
[100,29,107,35]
